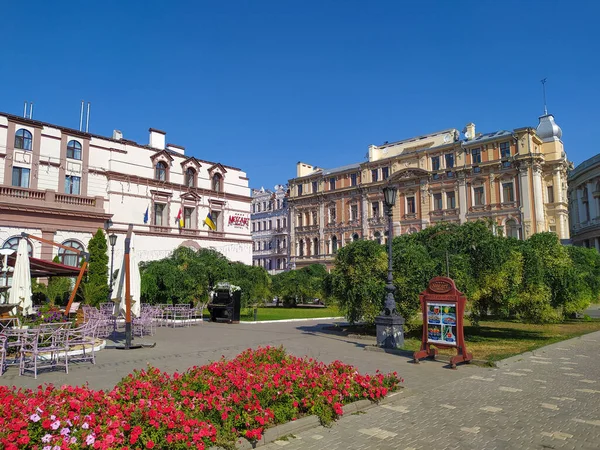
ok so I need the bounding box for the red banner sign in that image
[228,214,249,228]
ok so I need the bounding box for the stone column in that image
[587,182,597,220]
[319,203,325,255]
[552,169,562,204]
[489,174,497,205]
[458,176,467,223]
[518,165,532,238]
[362,194,369,238]
[289,203,296,263]
[532,164,545,232]
[578,188,587,223]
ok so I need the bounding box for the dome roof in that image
[536,114,562,142]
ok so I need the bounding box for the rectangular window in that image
[312,181,318,193]
[350,173,357,186]
[350,204,358,221]
[12,167,30,188]
[500,142,511,159]
[446,191,456,209]
[433,193,442,211]
[329,206,336,223]
[329,177,336,190]
[65,175,81,195]
[407,196,416,214]
[276,219,281,229]
[312,211,318,225]
[371,201,380,218]
[184,207,194,228]
[212,210,221,231]
[445,154,454,169]
[502,183,514,202]
[297,184,303,196]
[547,185,554,203]
[252,222,256,232]
[154,203,165,226]
[382,167,389,179]
[431,156,440,171]
[297,214,303,227]
[471,148,481,164]
[371,169,379,182]
[283,218,287,228]
[257,203,261,212]
[269,220,272,230]
[474,187,485,206]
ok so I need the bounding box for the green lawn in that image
[401,319,600,361]
[240,305,341,322]
[332,318,600,362]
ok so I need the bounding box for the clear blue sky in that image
[2,1,598,190]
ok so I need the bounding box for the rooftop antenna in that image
[23,101,28,118]
[85,102,91,133]
[29,102,34,120]
[79,100,84,131]
[541,78,548,115]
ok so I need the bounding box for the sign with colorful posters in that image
[413,276,473,368]
[426,302,457,346]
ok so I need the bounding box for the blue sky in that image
[2,1,598,190]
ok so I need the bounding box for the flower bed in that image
[0,346,401,449]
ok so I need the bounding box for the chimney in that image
[112,130,123,140]
[149,128,166,149]
[166,143,185,156]
[465,123,476,140]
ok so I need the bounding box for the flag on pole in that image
[176,207,184,228]
[204,212,216,231]
[143,205,149,224]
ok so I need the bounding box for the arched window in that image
[15,129,32,150]
[299,240,304,257]
[352,233,360,241]
[374,231,382,245]
[212,173,222,192]
[155,161,167,181]
[185,167,196,188]
[59,240,85,267]
[67,140,82,160]
[331,236,338,253]
[2,237,33,257]
[505,220,519,239]
[313,237,319,255]
[305,239,311,256]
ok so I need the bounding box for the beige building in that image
[568,154,600,249]
[288,113,569,268]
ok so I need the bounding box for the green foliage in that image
[271,264,328,307]
[83,228,109,306]
[329,240,387,324]
[328,221,600,325]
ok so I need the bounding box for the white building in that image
[0,111,252,267]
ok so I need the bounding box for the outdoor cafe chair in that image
[66,320,99,365]
[20,327,69,379]
[0,335,6,375]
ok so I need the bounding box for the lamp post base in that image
[375,314,405,349]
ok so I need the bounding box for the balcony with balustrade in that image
[0,186,105,213]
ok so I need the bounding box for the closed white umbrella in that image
[115,232,141,318]
[9,238,32,316]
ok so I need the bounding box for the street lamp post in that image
[108,234,117,301]
[375,185,405,349]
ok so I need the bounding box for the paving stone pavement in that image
[262,330,600,450]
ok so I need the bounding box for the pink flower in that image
[30,413,41,422]
[51,420,60,430]
[85,434,95,445]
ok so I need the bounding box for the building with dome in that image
[568,154,600,250]
[287,114,570,269]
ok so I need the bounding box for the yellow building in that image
[288,113,569,268]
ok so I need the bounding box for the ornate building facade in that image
[251,185,290,273]
[288,114,569,268]
[0,111,252,267]
[568,154,600,249]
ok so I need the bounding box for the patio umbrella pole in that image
[116,224,154,350]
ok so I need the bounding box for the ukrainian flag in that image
[204,212,217,230]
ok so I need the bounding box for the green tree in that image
[329,240,387,324]
[82,228,109,306]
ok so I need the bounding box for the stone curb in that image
[209,389,404,449]
[496,329,600,368]
[364,345,495,367]
[242,317,345,324]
